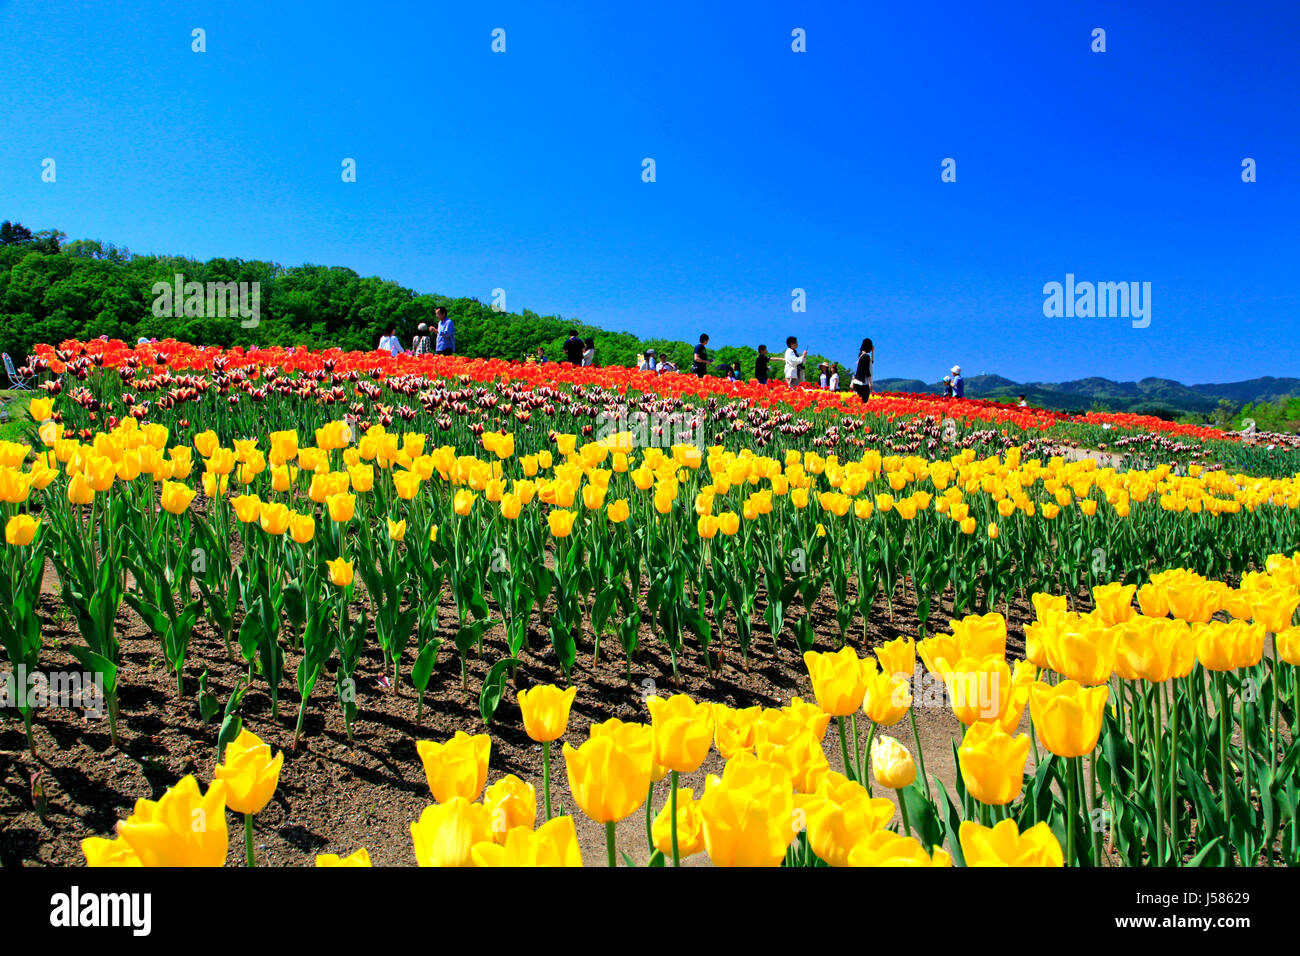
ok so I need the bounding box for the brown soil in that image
[1,571,1042,867]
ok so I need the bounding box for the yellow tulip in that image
[193,430,219,458]
[28,397,53,422]
[874,636,915,679]
[232,494,262,524]
[518,684,577,743]
[646,694,715,773]
[698,753,796,867]
[959,819,1063,866]
[213,729,284,815]
[471,815,583,867]
[483,773,537,841]
[713,704,762,759]
[453,489,477,516]
[717,511,740,535]
[548,508,576,538]
[847,829,950,867]
[1092,582,1137,626]
[861,671,911,725]
[326,557,354,588]
[258,502,290,536]
[1195,619,1266,671]
[327,492,356,523]
[67,471,95,505]
[564,719,654,823]
[114,776,229,867]
[315,848,372,867]
[606,498,630,523]
[870,736,916,789]
[803,647,874,717]
[387,517,407,541]
[1252,587,1300,634]
[416,731,491,803]
[81,836,142,867]
[1029,680,1109,758]
[4,514,39,546]
[957,722,1030,805]
[1276,626,1300,666]
[793,771,894,867]
[288,511,315,544]
[410,798,491,867]
[652,786,707,858]
[159,481,195,515]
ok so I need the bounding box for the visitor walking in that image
[435,308,455,356]
[754,345,770,385]
[851,339,873,401]
[692,334,712,377]
[950,365,965,398]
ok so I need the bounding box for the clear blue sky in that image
[2,1,1297,384]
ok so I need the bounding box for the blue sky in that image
[1,1,1297,384]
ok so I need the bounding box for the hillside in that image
[0,221,831,381]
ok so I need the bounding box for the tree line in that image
[0,222,830,379]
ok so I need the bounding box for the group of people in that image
[378,308,455,357]
[375,316,980,410]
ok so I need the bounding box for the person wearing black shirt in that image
[692,334,711,376]
[755,344,769,384]
[562,329,585,365]
[851,338,874,401]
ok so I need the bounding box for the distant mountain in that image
[874,374,1300,419]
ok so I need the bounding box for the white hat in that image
[951,365,961,374]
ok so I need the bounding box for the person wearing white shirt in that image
[783,336,808,386]
[378,324,404,356]
[829,366,840,391]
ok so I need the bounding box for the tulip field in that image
[2,338,1300,867]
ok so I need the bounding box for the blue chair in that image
[3,353,31,390]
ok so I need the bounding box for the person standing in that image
[379,324,405,356]
[582,337,596,367]
[851,339,873,401]
[562,329,584,365]
[783,336,807,386]
[412,323,432,356]
[942,376,954,398]
[536,346,548,364]
[828,364,840,391]
[950,365,965,398]
[435,307,455,356]
[754,344,770,385]
[692,334,712,376]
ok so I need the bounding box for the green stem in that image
[836,715,853,782]
[244,813,256,867]
[543,740,553,821]
[1151,685,1165,866]
[1218,673,1231,856]
[1066,757,1078,867]
[645,779,655,854]
[897,788,913,837]
[605,820,617,868]
[1169,680,1179,865]
[909,707,931,801]
[670,771,680,867]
